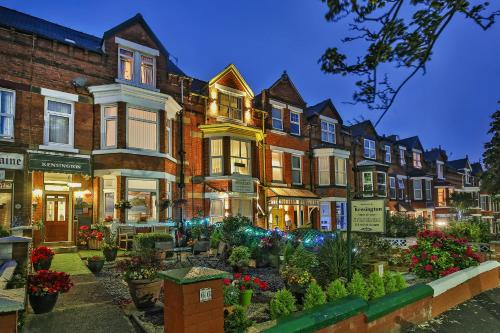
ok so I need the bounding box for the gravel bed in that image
[93,263,133,306]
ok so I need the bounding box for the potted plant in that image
[135,232,173,261]
[115,200,132,210]
[228,246,251,273]
[87,255,105,273]
[27,270,73,314]
[281,266,314,304]
[102,230,119,262]
[223,279,240,314]
[226,273,268,307]
[31,246,55,271]
[116,255,162,309]
[77,225,91,249]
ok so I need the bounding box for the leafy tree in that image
[319,1,499,123]
[326,279,349,302]
[303,281,327,310]
[449,192,476,217]
[483,110,500,195]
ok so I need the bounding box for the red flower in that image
[243,275,251,282]
[253,277,261,285]
[424,264,433,272]
[411,256,419,264]
[421,251,427,260]
[431,255,438,261]
[234,273,242,279]
[259,281,268,290]
[240,285,246,291]
[223,278,231,285]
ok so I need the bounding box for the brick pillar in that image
[159,267,226,333]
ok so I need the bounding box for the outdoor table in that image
[168,247,192,264]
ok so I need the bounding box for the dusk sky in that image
[3,0,498,162]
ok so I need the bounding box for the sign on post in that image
[199,287,212,302]
[351,199,386,233]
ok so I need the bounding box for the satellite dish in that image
[72,77,87,88]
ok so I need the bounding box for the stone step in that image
[50,246,78,254]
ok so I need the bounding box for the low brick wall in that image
[0,312,17,333]
[262,261,500,333]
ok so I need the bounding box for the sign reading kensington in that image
[351,199,386,233]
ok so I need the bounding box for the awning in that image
[267,187,319,206]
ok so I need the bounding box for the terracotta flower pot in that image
[103,247,118,262]
[239,289,253,307]
[87,259,105,273]
[33,257,52,271]
[29,293,59,314]
[127,279,162,309]
[88,239,103,250]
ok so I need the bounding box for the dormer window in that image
[364,139,376,159]
[413,151,422,169]
[464,170,471,184]
[119,48,134,81]
[272,107,283,130]
[384,145,391,163]
[116,37,158,89]
[321,120,335,143]
[218,92,242,121]
[140,55,154,86]
[437,162,444,179]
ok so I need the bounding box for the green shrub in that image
[210,228,222,249]
[393,272,408,291]
[221,215,252,247]
[383,272,398,294]
[446,218,492,243]
[314,234,364,287]
[224,305,254,333]
[0,225,9,238]
[282,242,295,264]
[135,232,173,249]
[347,271,369,301]
[223,285,240,306]
[386,213,425,238]
[228,246,251,267]
[367,272,385,300]
[303,281,326,310]
[286,244,318,272]
[270,289,297,319]
[326,279,348,302]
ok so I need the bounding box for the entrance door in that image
[44,194,69,242]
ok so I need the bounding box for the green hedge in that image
[135,232,173,249]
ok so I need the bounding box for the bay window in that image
[45,99,74,147]
[377,172,387,196]
[362,172,373,197]
[290,112,300,135]
[0,88,15,139]
[165,118,173,156]
[102,105,117,148]
[232,199,252,220]
[336,202,347,230]
[335,157,347,186]
[210,199,224,223]
[127,178,158,222]
[413,179,423,200]
[318,156,330,185]
[272,151,283,181]
[102,178,116,220]
[321,120,335,143]
[320,202,331,231]
[398,178,406,200]
[291,155,302,184]
[425,180,432,200]
[127,107,157,151]
[389,177,396,199]
[219,92,242,120]
[364,139,376,159]
[272,107,283,130]
[231,139,250,175]
[210,138,223,175]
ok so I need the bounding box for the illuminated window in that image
[231,139,250,175]
[336,202,347,230]
[232,199,252,220]
[140,55,154,86]
[321,120,335,143]
[127,107,157,151]
[118,47,156,88]
[127,179,158,222]
[210,139,223,175]
[335,157,347,186]
[362,172,373,197]
[413,179,422,200]
[119,48,134,81]
[218,92,242,120]
[320,202,331,231]
[290,112,300,135]
[364,139,376,159]
[272,151,283,181]
[210,199,224,223]
[437,188,446,207]
[413,151,422,169]
[102,105,117,148]
[318,156,330,185]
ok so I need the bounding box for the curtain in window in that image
[335,157,346,185]
[292,156,301,184]
[141,55,154,85]
[128,108,157,150]
[210,139,223,174]
[0,91,13,137]
[272,151,283,181]
[49,115,69,144]
[231,140,250,175]
[232,199,252,219]
[120,49,134,80]
[319,156,329,185]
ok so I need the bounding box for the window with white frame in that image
[336,202,347,230]
[389,177,396,199]
[321,120,335,143]
[102,105,117,148]
[0,88,15,139]
[127,107,157,150]
[210,138,223,175]
[219,92,242,120]
[464,170,471,184]
[320,202,331,231]
[437,162,444,179]
[480,195,491,211]
[385,145,391,163]
[272,151,283,181]
[127,178,158,222]
[335,157,347,186]
[231,139,250,175]
[210,199,224,223]
[398,178,405,200]
[413,179,423,200]
[165,118,173,156]
[272,107,283,130]
[165,181,173,219]
[45,98,74,147]
[102,178,116,220]
[232,199,252,220]
[362,172,373,197]
[413,151,422,168]
[318,156,330,185]
[291,155,302,184]
[118,47,156,88]
[377,172,387,196]
[364,139,376,159]
[290,112,300,135]
[399,147,406,166]
[425,179,432,200]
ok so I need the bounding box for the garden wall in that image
[262,261,500,333]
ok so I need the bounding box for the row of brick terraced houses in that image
[0,7,497,246]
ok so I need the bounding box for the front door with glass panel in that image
[44,194,69,242]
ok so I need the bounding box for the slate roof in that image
[471,162,483,176]
[304,99,331,118]
[397,136,422,150]
[0,6,186,76]
[190,78,208,95]
[424,148,446,162]
[447,158,469,170]
[349,120,377,138]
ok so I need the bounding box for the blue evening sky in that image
[3,0,498,162]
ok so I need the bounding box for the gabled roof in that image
[190,78,208,95]
[471,162,483,176]
[447,158,470,171]
[397,136,423,151]
[208,64,254,97]
[349,120,378,138]
[267,71,306,107]
[0,5,102,53]
[304,99,343,124]
[424,148,447,162]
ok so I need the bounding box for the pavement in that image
[406,287,500,333]
[23,253,137,333]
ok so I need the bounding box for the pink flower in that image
[431,255,438,261]
[424,264,433,272]
[223,278,231,286]
[411,256,419,264]
[234,273,242,279]
[421,251,428,260]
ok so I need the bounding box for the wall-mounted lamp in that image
[74,191,84,199]
[32,189,43,199]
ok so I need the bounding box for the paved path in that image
[406,287,500,333]
[23,253,137,333]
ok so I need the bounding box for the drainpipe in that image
[177,79,186,241]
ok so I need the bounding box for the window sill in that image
[269,129,286,135]
[0,137,14,143]
[93,148,176,161]
[115,78,160,92]
[39,145,79,154]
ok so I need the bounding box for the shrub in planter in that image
[135,232,173,250]
[102,230,119,262]
[367,272,385,300]
[31,246,55,271]
[383,272,398,294]
[87,256,105,273]
[326,279,348,302]
[28,270,73,314]
[347,271,369,301]
[220,215,252,247]
[406,230,480,279]
[210,228,222,249]
[394,272,408,290]
[270,289,297,319]
[224,305,254,333]
[223,283,240,307]
[303,281,326,310]
[228,246,251,272]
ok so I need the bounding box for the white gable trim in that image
[288,105,303,114]
[269,99,286,109]
[319,115,338,123]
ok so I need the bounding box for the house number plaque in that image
[199,288,212,302]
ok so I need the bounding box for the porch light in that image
[32,189,43,199]
[74,191,84,199]
[210,101,217,115]
[436,220,448,228]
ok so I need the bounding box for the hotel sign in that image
[0,153,24,170]
[29,153,91,174]
[232,178,254,193]
[351,199,386,233]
